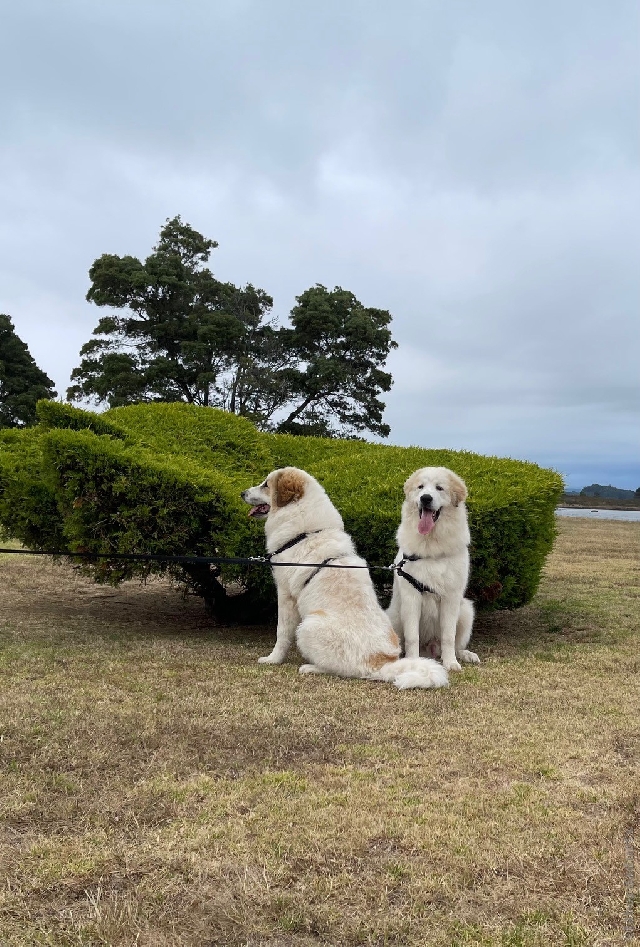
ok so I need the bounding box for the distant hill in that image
[580,483,636,499]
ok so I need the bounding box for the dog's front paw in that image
[258,654,282,664]
[443,657,462,672]
[459,649,481,665]
[299,663,321,675]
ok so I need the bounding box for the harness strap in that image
[396,567,437,596]
[267,530,323,560]
[301,556,340,589]
[396,552,438,596]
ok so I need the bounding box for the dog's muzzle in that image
[241,489,270,519]
[417,494,440,535]
[247,503,270,519]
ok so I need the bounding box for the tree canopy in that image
[68,217,397,437]
[0,314,57,428]
[580,483,636,500]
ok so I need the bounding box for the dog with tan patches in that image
[387,466,480,672]
[241,467,448,690]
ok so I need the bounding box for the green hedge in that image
[36,399,128,439]
[0,427,65,552]
[266,435,561,608]
[0,401,563,615]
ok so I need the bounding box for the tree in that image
[276,285,397,437]
[69,218,397,438]
[0,314,57,428]
[68,217,271,410]
[580,483,635,499]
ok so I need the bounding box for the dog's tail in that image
[369,656,449,690]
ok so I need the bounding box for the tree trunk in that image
[229,369,239,415]
[181,563,229,617]
[280,391,323,427]
[180,563,276,623]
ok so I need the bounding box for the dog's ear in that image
[448,471,467,507]
[403,472,419,497]
[273,468,306,507]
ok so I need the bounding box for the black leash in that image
[0,546,394,573]
[0,545,440,593]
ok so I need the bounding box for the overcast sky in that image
[1,0,638,488]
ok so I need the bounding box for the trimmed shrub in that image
[0,427,65,550]
[36,399,127,439]
[106,402,272,479]
[43,430,238,555]
[266,435,562,608]
[0,402,563,616]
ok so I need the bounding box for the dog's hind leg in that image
[456,598,480,664]
[294,613,336,676]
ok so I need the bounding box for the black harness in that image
[268,531,347,591]
[268,533,437,595]
[395,553,438,597]
[266,530,323,560]
[301,556,341,588]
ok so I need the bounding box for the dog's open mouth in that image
[248,503,270,519]
[418,507,441,535]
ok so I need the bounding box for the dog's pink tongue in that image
[418,510,436,535]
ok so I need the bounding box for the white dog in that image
[387,467,480,672]
[242,467,448,690]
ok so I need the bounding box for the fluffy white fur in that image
[387,466,480,672]
[241,467,448,690]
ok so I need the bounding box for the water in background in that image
[556,508,640,522]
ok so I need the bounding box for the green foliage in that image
[36,400,127,438]
[0,427,64,549]
[0,314,57,428]
[275,284,397,437]
[68,218,397,438]
[68,216,264,410]
[267,434,563,608]
[0,402,563,615]
[106,401,271,478]
[41,429,243,574]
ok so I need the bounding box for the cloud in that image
[0,0,638,486]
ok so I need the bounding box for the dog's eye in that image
[436,485,443,491]
[417,484,423,490]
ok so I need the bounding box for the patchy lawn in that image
[0,519,638,946]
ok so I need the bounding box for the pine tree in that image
[0,314,57,427]
[68,217,397,437]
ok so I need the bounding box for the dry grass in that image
[0,519,638,946]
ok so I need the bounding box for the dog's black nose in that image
[420,493,433,507]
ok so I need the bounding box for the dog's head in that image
[403,466,467,536]
[241,467,308,520]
